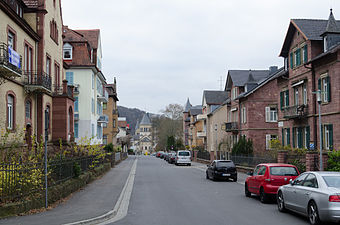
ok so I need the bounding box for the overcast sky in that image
[61,0,338,114]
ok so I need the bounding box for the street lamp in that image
[312,89,323,171]
[214,124,218,160]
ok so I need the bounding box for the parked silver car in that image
[277,171,340,225]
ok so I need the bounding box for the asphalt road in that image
[111,156,309,225]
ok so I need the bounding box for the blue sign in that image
[8,47,21,69]
[309,143,315,150]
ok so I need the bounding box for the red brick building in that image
[277,10,340,151]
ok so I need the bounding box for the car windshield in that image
[178,152,190,156]
[270,167,298,176]
[323,176,340,188]
[217,161,235,167]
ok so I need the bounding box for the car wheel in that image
[232,177,237,182]
[188,163,191,166]
[308,201,321,225]
[259,188,268,203]
[245,183,251,197]
[277,191,286,212]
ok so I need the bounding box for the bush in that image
[104,143,114,152]
[73,162,81,178]
[327,151,340,171]
[232,136,253,156]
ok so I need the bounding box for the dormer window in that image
[324,37,328,52]
[63,43,72,60]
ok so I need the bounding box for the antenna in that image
[218,76,223,90]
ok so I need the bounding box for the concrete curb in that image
[63,158,138,225]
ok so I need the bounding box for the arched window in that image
[25,100,31,119]
[63,43,72,60]
[7,94,14,129]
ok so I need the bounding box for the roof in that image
[184,98,192,112]
[75,29,100,49]
[140,113,152,125]
[189,105,202,116]
[203,90,228,105]
[324,9,340,34]
[227,70,270,88]
[63,26,88,43]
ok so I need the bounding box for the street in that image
[111,156,308,225]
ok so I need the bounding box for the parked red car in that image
[245,163,299,203]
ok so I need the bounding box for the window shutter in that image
[66,72,73,85]
[282,129,285,146]
[280,92,284,110]
[298,127,303,148]
[75,97,78,112]
[285,90,289,106]
[292,128,296,148]
[290,52,293,69]
[287,128,290,145]
[306,126,310,150]
[326,76,331,102]
[329,124,333,150]
[74,123,78,138]
[318,78,321,91]
[266,134,271,150]
[265,107,270,122]
[304,45,308,62]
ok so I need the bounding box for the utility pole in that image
[44,108,49,208]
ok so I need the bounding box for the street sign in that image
[309,143,315,150]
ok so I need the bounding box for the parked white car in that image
[175,150,191,166]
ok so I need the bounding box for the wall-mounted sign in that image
[8,47,21,69]
[278,121,283,127]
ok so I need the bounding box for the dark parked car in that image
[167,152,176,163]
[168,154,176,164]
[206,160,237,182]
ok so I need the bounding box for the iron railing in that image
[0,42,22,75]
[52,85,74,98]
[225,122,238,132]
[231,155,276,167]
[283,104,308,119]
[197,150,210,161]
[23,71,52,91]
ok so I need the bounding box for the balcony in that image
[225,122,238,132]
[98,114,109,124]
[53,84,74,98]
[197,114,207,121]
[283,105,308,119]
[197,131,206,137]
[23,71,52,93]
[97,90,108,103]
[0,43,22,78]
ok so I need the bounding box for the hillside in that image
[117,106,147,135]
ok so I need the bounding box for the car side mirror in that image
[289,179,294,185]
[247,171,253,176]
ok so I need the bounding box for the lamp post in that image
[214,124,218,160]
[44,108,49,208]
[313,90,323,171]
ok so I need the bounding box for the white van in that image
[175,150,191,166]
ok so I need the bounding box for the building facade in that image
[134,113,153,154]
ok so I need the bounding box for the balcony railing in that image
[98,114,109,124]
[97,90,108,103]
[225,122,238,132]
[197,131,206,137]
[197,114,207,121]
[23,71,52,93]
[283,105,308,119]
[52,85,74,98]
[0,42,22,77]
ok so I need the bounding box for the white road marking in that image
[63,158,138,225]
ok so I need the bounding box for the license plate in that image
[222,174,230,176]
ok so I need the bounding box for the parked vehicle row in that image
[155,150,191,166]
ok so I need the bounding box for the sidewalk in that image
[0,156,135,225]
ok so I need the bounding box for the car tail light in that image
[329,195,340,202]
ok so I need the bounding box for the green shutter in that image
[298,127,303,148]
[297,49,300,66]
[326,76,331,102]
[285,90,289,107]
[306,126,310,150]
[280,92,284,110]
[329,124,333,150]
[282,128,285,146]
[290,52,293,69]
[318,78,321,91]
[304,45,308,63]
[292,128,296,148]
[287,128,290,145]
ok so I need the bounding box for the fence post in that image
[277,150,288,163]
[321,152,329,171]
[306,151,318,171]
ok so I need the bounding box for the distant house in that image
[183,98,192,147]
[133,113,153,154]
[276,10,340,152]
[187,106,203,149]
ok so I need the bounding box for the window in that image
[294,48,301,66]
[66,72,74,85]
[24,43,33,72]
[282,128,290,146]
[8,31,15,49]
[54,63,60,87]
[25,100,31,119]
[91,98,95,114]
[293,173,309,186]
[113,119,116,128]
[46,56,51,76]
[97,125,102,139]
[294,87,299,106]
[265,106,277,122]
[50,19,58,43]
[266,134,278,150]
[241,107,246,124]
[303,174,318,188]
[319,76,331,103]
[63,43,72,59]
[103,135,107,145]
[303,45,308,63]
[97,101,102,115]
[280,90,289,109]
[324,37,328,52]
[74,122,78,138]
[323,124,333,150]
[258,166,266,176]
[7,94,15,130]
[91,124,95,137]
[103,103,107,110]
[103,123,107,128]
[303,83,307,105]
[231,87,238,100]
[74,97,78,112]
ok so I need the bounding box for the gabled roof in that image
[189,105,202,116]
[225,70,270,90]
[184,98,192,112]
[63,26,88,43]
[76,29,100,49]
[203,90,228,105]
[324,9,340,34]
[140,136,152,143]
[140,113,152,125]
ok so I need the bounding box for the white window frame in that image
[321,77,328,103]
[241,106,246,124]
[63,43,73,60]
[324,125,330,150]
[294,87,299,106]
[303,83,307,105]
[265,106,277,122]
[7,95,14,129]
[8,32,14,49]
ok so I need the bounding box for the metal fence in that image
[0,154,112,204]
[231,155,277,167]
[197,150,210,161]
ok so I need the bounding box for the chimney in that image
[62,79,68,95]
